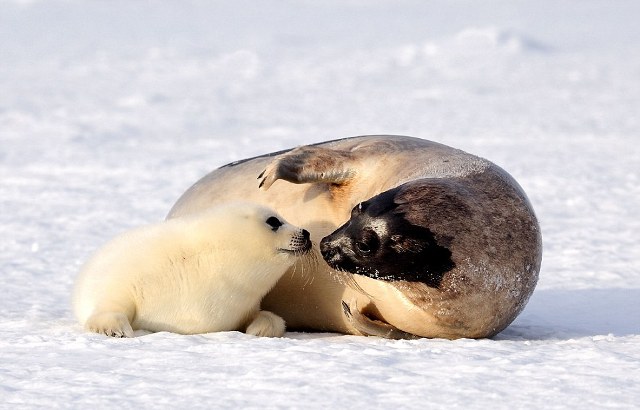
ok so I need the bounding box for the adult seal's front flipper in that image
[342,300,420,340]
[258,145,357,190]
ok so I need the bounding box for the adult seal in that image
[168,135,542,339]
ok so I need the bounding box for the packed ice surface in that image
[1,1,639,408]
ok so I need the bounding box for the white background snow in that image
[1,0,639,408]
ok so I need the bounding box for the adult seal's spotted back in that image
[168,135,542,339]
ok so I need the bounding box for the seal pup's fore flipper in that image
[341,300,420,340]
[84,311,135,338]
[258,146,357,190]
[245,310,286,337]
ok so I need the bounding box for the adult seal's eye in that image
[355,229,379,255]
[266,216,283,231]
[355,241,371,254]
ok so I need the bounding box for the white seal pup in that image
[167,136,542,339]
[73,203,312,338]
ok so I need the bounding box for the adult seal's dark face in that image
[320,182,458,288]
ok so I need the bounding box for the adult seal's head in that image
[321,166,541,338]
[320,181,458,288]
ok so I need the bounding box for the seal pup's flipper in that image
[341,300,420,340]
[84,311,135,338]
[258,146,357,190]
[245,310,286,337]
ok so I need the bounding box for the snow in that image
[1,0,639,408]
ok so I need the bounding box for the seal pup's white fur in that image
[73,203,311,338]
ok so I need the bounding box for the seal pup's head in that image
[217,203,313,260]
[182,203,313,270]
[319,180,466,288]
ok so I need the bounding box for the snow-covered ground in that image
[1,0,639,408]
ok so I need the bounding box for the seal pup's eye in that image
[266,216,283,231]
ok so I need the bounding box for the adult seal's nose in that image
[319,239,340,265]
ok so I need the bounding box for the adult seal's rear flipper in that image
[258,145,357,190]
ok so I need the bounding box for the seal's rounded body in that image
[73,203,311,337]
[168,136,542,339]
